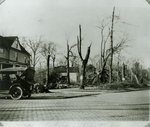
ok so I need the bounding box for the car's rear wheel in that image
[10,86,23,100]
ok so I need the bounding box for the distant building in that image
[54,66,80,83]
[0,36,30,69]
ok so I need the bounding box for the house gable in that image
[11,39,21,51]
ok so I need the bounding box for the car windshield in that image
[0,73,17,81]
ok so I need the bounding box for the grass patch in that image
[98,81,148,90]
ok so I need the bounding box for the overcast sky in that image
[0,0,150,67]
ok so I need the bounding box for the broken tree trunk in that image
[47,55,50,86]
[77,24,91,89]
[66,42,70,85]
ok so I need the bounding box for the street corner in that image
[0,90,100,100]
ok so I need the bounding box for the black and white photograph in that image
[0,0,150,126]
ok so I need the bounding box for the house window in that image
[24,57,27,63]
[0,48,4,54]
[16,42,18,49]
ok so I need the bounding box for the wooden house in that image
[0,36,30,69]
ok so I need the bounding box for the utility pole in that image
[109,7,115,83]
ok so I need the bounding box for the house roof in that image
[19,44,31,56]
[0,36,14,48]
[0,36,30,56]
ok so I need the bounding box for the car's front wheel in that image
[10,86,23,100]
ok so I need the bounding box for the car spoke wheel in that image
[10,86,23,100]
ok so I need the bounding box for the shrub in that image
[49,71,60,83]
[47,71,60,89]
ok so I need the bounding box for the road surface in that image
[0,89,149,121]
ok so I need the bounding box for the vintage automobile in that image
[0,67,34,100]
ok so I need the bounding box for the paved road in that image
[0,89,149,121]
[1,121,149,127]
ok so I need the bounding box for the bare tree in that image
[77,24,91,89]
[97,20,110,70]
[97,19,111,83]
[89,55,99,68]
[65,41,77,85]
[41,42,56,65]
[51,54,56,68]
[116,53,121,82]
[97,7,129,83]
[70,54,79,67]
[27,37,42,68]
[23,37,42,68]
[57,58,67,66]
[41,42,56,84]
[51,45,56,68]
[99,33,128,83]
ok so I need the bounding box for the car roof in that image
[0,67,27,74]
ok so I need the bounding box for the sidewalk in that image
[31,90,101,99]
[0,88,102,99]
[0,87,148,121]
